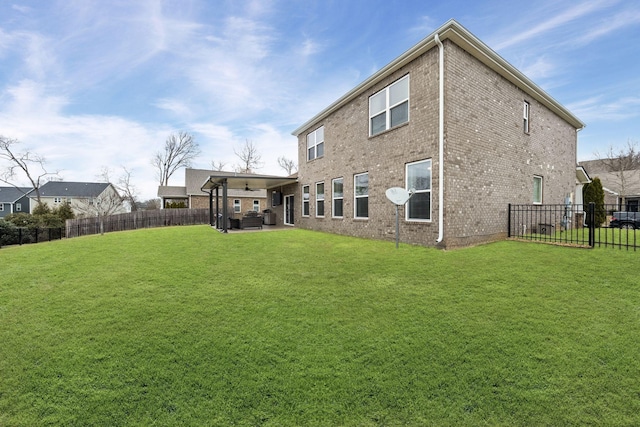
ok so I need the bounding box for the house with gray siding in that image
[282,19,584,248]
[0,187,32,218]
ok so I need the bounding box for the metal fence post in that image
[507,203,512,238]
[588,202,595,247]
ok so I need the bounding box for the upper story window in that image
[54,197,62,204]
[16,203,22,212]
[0,204,4,212]
[369,75,409,136]
[523,101,530,134]
[406,159,432,221]
[533,175,543,204]
[332,178,344,218]
[307,126,324,161]
[315,182,325,217]
[302,185,310,216]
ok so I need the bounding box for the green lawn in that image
[1,226,638,426]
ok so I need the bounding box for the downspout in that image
[434,33,445,243]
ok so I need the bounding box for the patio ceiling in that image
[200,173,298,192]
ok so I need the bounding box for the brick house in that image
[160,168,269,217]
[272,19,584,248]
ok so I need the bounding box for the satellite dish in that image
[386,187,413,205]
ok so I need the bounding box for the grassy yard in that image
[1,226,638,426]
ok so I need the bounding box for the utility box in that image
[538,223,555,235]
[263,212,276,225]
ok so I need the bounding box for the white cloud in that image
[567,95,640,122]
[492,0,617,50]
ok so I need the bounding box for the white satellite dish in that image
[386,187,412,205]
[385,187,415,249]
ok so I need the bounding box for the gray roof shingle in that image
[0,187,33,203]
[37,181,111,198]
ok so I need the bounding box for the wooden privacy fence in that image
[66,209,211,238]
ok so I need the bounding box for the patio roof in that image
[200,172,298,192]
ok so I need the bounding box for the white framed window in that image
[406,159,432,221]
[332,177,344,218]
[354,173,369,219]
[315,182,325,217]
[307,126,324,161]
[0,204,4,212]
[533,176,543,204]
[54,197,62,204]
[16,203,21,212]
[253,200,260,212]
[233,199,241,213]
[369,75,409,136]
[302,185,310,216]
[523,101,530,134]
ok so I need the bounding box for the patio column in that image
[222,179,228,233]
[215,186,220,229]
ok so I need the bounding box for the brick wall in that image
[294,40,578,248]
[192,195,267,219]
[443,42,577,247]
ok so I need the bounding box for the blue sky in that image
[1,0,639,200]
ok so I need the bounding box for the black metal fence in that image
[0,227,65,248]
[508,203,639,250]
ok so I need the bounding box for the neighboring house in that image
[158,169,269,217]
[30,181,126,217]
[278,19,584,248]
[0,187,32,218]
[580,159,640,212]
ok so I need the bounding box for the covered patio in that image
[201,173,298,233]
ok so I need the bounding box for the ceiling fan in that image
[244,182,256,191]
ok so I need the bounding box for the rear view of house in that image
[31,181,126,218]
[289,19,584,248]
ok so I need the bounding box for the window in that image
[354,173,369,219]
[233,199,241,213]
[332,178,344,218]
[302,185,310,216]
[253,200,260,212]
[307,126,324,161]
[16,203,21,212]
[523,101,530,134]
[0,204,4,212]
[533,176,543,204]
[316,182,325,217]
[54,197,62,204]
[369,75,409,136]
[406,159,432,221]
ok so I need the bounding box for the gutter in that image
[435,33,444,244]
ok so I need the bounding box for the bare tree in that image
[143,198,161,210]
[595,139,640,209]
[117,167,139,211]
[74,185,124,235]
[0,136,59,204]
[97,166,139,211]
[152,131,200,185]
[211,160,226,171]
[277,156,297,175]
[234,139,263,173]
